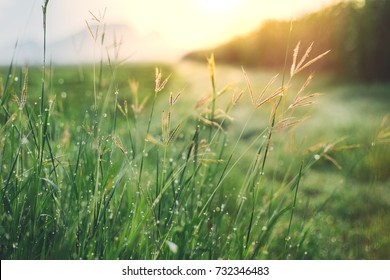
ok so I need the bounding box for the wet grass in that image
[1,13,390,260]
[1,56,389,260]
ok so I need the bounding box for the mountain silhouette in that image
[0,24,185,65]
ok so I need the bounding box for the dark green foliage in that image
[354,0,390,82]
[185,1,390,82]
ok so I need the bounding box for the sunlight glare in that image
[197,0,240,13]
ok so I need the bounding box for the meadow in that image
[1,1,389,259]
[1,49,389,259]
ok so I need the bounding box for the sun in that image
[196,0,240,14]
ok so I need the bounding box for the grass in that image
[1,59,390,260]
[1,6,390,260]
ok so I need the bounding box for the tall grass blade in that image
[284,161,303,259]
[1,41,17,106]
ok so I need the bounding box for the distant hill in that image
[0,24,184,65]
[184,1,390,82]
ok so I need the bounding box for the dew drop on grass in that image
[314,154,321,160]
[103,113,107,118]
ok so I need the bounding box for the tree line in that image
[185,0,390,82]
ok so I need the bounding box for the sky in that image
[0,0,339,64]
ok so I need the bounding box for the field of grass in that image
[176,61,390,259]
[1,52,389,260]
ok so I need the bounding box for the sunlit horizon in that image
[0,0,340,64]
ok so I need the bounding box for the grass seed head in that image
[155,68,171,94]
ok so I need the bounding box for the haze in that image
[0,0,339,64]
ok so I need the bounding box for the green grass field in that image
[1,51,389,260]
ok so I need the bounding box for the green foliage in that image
[185,1,390,82]
[1,57,390,259]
